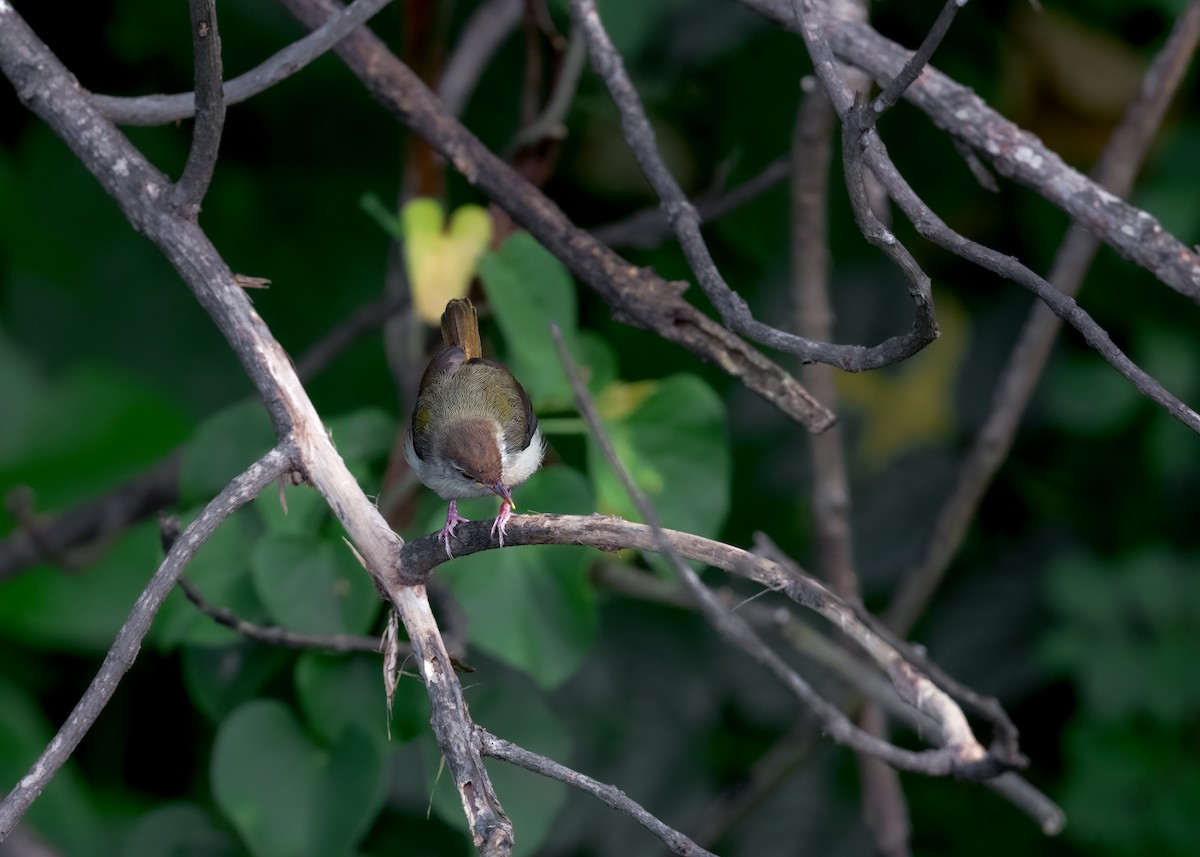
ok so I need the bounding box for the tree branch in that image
[478,728,716,857]
[0,10,513,851]
[0,447,292,838]
[173,0,226,213]
[591,155,791,250]
[548,329,1016,780]
[743,0,1200,304]
[275,0,834,431]
[569,0,940,371]
[884,0,1200,637]
[92,0,393,126]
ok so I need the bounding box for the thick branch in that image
[404,509,1021,780]
[885,0,1200,637]
[743,0,1200,304]
[0,11,512,851]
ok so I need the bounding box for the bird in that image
[404,298,545,557]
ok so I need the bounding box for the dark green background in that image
[2,0,1199,854]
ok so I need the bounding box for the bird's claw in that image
[438,500,470,559]
[491,500,514,548]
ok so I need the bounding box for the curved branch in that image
[399,513,1025,780]
[479,728,716,857]
[569,0,939,371]
[743,0,1200,304]
[0,447,292,839]
[92,0,393,126]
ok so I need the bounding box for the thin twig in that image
[438,0,523,118]
[594,561,1063,834]
[176,578,385,653]
[93,0,393,125]
[569,0,939,371]
[793,86,855,597]
[478,728,717,857]
[277,0,834,431]
[884,0,1200,637]
[550,329,1013,780]
[863,0,965,121]
[591,156,791,250]
[508,27,587,152]
[173,0,226,213]
[0,448,292,838]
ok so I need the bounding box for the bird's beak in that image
[490,483,514,509]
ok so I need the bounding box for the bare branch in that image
[478,728,716,857]
[438,0,522,118]
[745,0,1200,304]
[276,0,834,431]
[549,330,1013,780]
[0,447,292,838]
[93,0,393,126]
[863,0,965,121]
[176,577,385,654]
[508,27,587,152]
[0,11,512,849]
[569,0,940,371]
[173,0,226,212]
[593,155,791,250]
[885,0,1200,637]
[793,86,855,596]
[773,0,1200,434]
[595,561,1063,834]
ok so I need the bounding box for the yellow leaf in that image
[402,198,494,325]
[837,291,968,469]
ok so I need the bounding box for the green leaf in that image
[182,642,292,722]
[212,699,386,857]
[437,467,596,688]
[587,374,731,540]
[295,651,397,748]
[424,682,570,855]
[0,343,190,510]
[325,407,396,467]
[120,802,239,857]
[0,520,164,654]
[179,400,275,506]
[479,232,579,411]
[250,533,382,636]
[1042,351,1142,435]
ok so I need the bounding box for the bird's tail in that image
[440,298,483,360]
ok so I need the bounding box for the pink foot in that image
[438,500,470,558]
[490,500,514,548]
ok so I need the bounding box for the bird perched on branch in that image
[405,298,545,557]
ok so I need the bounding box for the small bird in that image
[405,298,545,557]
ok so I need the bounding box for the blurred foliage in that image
[1,0,1199,855]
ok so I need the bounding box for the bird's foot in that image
[438,500,470,559]
[491,500,515,548]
